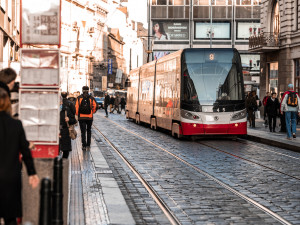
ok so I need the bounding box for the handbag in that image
[65,111,77,140]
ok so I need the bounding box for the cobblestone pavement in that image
[92,111,300,224]
[69,127,109,225]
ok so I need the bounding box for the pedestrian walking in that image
[262,92,270,126]
[279,93,286,132]
[104,92,110,117]
[0,88,39,225]
[120,97,126,114]
[246,91,258,128]
[109,95,115,113]
[112,94,120,114]
[60,92,77,158]
[280,84,300,140]
[75,86,97,151]
[266,92,280,132]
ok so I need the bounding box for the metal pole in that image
[52,155,63,225]
[39,178,52,225]
[147,0,151,63]
[129,48,132,71]
[210,0,213,48]
[189,0,193,48]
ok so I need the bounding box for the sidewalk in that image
[68,126,135,225]
[245,118,300,152]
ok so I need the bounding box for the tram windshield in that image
[181,49,245,112]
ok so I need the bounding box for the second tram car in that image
[126,48,247,137]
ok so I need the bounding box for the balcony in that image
[249,33,280,53]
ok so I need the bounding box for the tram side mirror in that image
[125,78,131,88]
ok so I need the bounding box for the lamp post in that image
[147,0,151,62]
[210,0,214,48]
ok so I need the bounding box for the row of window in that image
[152,21,260,42]
[152,0,260,6]
[152,5,260,19]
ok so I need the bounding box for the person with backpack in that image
[75,86,97,151]
[266,92,280,132]
[280,84,300,140]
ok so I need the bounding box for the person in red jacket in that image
[75,86,97,151]
[262,92,270,126]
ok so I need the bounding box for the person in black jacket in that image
[120,97,126,114]
[109,95,115,113]
[104,92,110,117]
[60,93,77,158]
[0,88,39,225]
[266,92,280,132]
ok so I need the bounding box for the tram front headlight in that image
[231,109,246,121]
[181,110,200,120]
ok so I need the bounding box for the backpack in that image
[287,91,298,107]
[79,96,91,114]
[263,96,269,106]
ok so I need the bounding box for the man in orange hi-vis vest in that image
[75,86,97,151]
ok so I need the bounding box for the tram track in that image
[92,124,181,225]
[92,116,294,225]
[197,141,300,181]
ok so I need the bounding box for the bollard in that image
[52,155,63,225]
[39,178,52,225]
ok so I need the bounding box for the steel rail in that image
[97,117,293,225]
[198,142,300,181]
[92,125,181,225]
[236,139,300,160]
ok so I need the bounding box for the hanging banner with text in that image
[21,0,61,45]
[108,59,112,75]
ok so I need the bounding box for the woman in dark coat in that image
[60,97,77,159]
[0,88,39,225]
[266,92,280,132]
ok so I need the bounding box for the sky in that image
[126,0,148,27]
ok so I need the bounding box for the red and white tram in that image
[126,48,247,137]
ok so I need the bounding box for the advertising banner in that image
[237,22,261,39]
[115,69,123,84]
[20,49,60,87]
[108,59,112,75]
[152,21,189,41]
[195,22,230,39]
[21,0,61,45]
[102,76,107,91]
[19,89,59,144]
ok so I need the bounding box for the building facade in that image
[150,0,262,89]
[249,0,300,96]
[60,0,109,93]
[0,0,20,72]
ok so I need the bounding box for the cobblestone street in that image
[68,110,300,224]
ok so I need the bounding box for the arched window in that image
[271,0,280,35]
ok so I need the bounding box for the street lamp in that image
[210,0,214,48]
